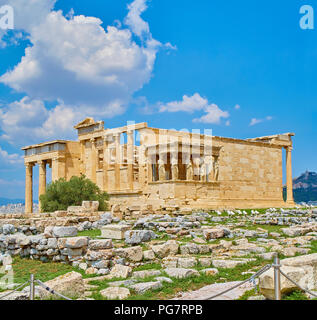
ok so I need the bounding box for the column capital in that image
[25,162,35,168]
[90,137,96,144]
[286,146,293,152]
[37,160,46,166]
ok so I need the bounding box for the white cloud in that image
[249,116,273,126]
[159,93,208,113]
[0,1,166,133]
[0,146,23,164]
[0,0,171,144]
[0,97,82,145]
[193,103,229,124]
[0,0,56,46]
[1,9,158,116]
[159,93,229,124]
[125,0,150,38]
[235,104,240,110]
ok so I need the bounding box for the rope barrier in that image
[0,280,30,300]
[279,269,317,298]
[36,279,73,301]
[204,264,272,300]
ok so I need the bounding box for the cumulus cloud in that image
[0,0,171,145]
[249,116,273,126]
[125,0,150,38]
[0,146,23,164]
[159,93,229,124]
[159,93,208,113]
[0,9,158,116]
[0,0,56,46]
[0,97,82,145]
[193,103,229,124]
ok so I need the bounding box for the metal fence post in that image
[273,254,281,300]
[30,274,35,300]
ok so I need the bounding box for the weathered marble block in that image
[101,224,131,240]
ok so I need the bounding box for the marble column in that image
[80,141,85,175]
[90,138,97,183]
[25,163,34,214]
[103,138,109,191]
[286,146,294,204]
[38,160,46,213]
[127,130,134,190]
[114,133,121,190]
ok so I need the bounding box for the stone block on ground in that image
[101,224,131,240]
[100,287,130,300]
[52,226,77,238]
[164,268,199,279]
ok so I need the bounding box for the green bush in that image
[40,175,109,212]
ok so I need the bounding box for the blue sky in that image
[0,0,316,199]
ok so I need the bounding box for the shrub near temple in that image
[40,175,109,212]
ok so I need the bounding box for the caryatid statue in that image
[204,155,213,182]
[200,158,207,182]
[158,158,166,181]
[192,156,201,179]
[171,154,179,180]
[186,160,193,180]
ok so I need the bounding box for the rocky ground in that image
[1,207,317,300]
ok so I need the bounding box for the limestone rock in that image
[178,257,197,268]
[164,268,199,279]
[151,240,179,258]
[39,271,85,299]
[88,239,113,250]
[108,264,132,279]
[125,230,157,245]
[143,250,155,261]
[259,266,307,299]
[114,246,143,262]
[100,287,130,300]
[52,226,77,238]
[130,281,162,294]
[212,259,249,269]
[101,224,130,240]
[132,270,161,279]
[203,228,225,240]
[65,236,88,249]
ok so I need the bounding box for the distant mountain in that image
[0,198,25,206]
[284,171,317,203]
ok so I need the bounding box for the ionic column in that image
[80,141,85,175]
[286,146,294,204]
[103,137,109,191]
[114,133,121,190]
[127,130,134,190]
[38,160,46,213]
[25,163,34,214]
[90,138,97,183]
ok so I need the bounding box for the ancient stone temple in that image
[22,118,295,213]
